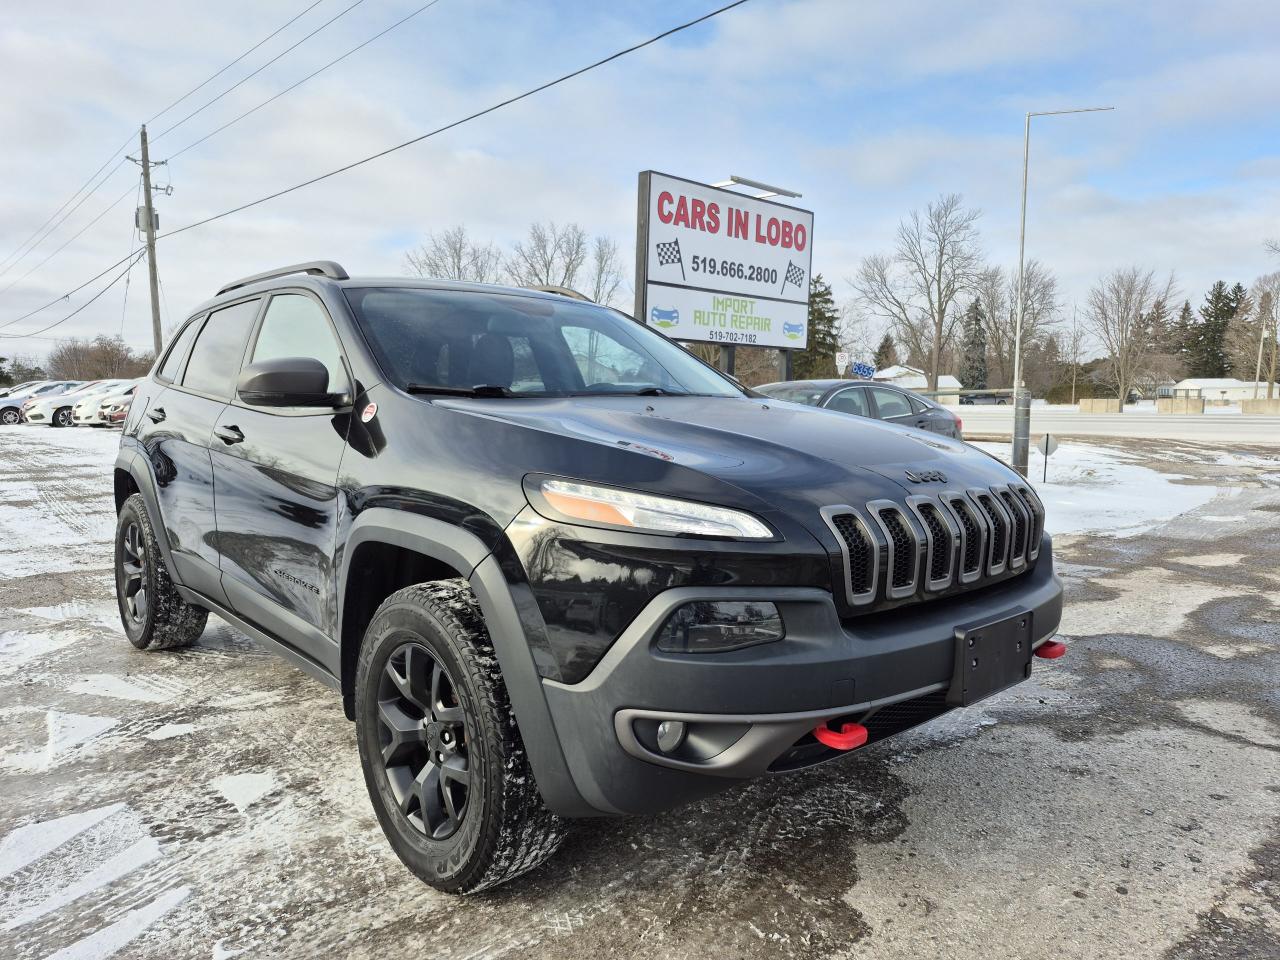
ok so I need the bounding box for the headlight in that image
[530,478,773,539]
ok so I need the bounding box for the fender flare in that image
[337,508,595,818]
[114,446,181,584]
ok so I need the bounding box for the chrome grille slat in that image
[819,506,879,606]
[998,487,1030,570]
[870,500,922,599]
[941,494,985,584]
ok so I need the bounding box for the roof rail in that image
[217,261,349,296]
[525,284,593,302]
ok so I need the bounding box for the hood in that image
[438,394,1019,507]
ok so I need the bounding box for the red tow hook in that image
[813,721,869,751]
[1035,640,1067,659]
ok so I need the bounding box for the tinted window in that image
[826,388,869,417]
[908,396,930,414]
[182,300,260,399]
[251,294,347,392]
[870,387,913,419]
[158,319,203,382]
[344,288,741,397]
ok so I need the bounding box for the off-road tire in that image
[355,580,566,894]
[114,493,208,650]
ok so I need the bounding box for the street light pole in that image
[1011,105,1113,477]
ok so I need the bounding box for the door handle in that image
[214,424,245,445]
[147,406,166,423]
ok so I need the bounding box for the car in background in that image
[1,380,83,425]
[71,379,138,426]
[0,380,44,399]
[99,388,138,427]
[755,379,963,439]
[959,391,1010,406]
[24,379,124,427]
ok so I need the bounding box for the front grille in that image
[915,502,952,584]
[824,484,1038,615]
[947,496,983,576]
[862,691,951,742]
[877,507,917,591]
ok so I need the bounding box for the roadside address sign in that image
[635,171,815,350]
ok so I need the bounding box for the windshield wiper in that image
[405,383,513,398]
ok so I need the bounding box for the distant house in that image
[872,364,963,405]
[1173,378,1279,403]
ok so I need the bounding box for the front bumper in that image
[541,536,1062,816]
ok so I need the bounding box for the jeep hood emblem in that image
[905,469,947,483]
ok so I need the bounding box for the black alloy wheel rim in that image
[55,408,72,427]
[120,521,150,624]
[377,641,471,840]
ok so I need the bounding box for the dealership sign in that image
[634,171,815,350]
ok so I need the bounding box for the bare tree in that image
[1084,267,1176,408]
[1063,308,1087,405]
[853,194,983,390]
[404,225,503,283]
[1246,272,1279,398]
[974,261,1059,387]
[585,236,624,307]
[504,222,589,290]
[46,335,153,380]
[1267,238,1280,259]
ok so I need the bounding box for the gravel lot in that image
[1,426,1277,960]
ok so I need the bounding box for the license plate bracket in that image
[947,611,1034,707]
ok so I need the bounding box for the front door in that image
[210,292,351,671]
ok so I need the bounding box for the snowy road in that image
[959,405,1280,443]
[1,425,1278,960]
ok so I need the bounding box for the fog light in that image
[656,601,785,654]
[656,720,686,754]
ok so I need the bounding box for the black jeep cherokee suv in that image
[112,261,1064,893]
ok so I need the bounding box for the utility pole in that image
[130,125,166,355]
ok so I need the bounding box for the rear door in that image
[823,385,873,419]
[211,291,352,668]
[134,298,261,603]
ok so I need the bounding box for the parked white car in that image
[23,380,114,427]
[1,381,82,425]
[79,380,141,426]
[0,380,44,399]
[71,379,138,426]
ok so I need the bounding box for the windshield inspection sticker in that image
[361,402,377,423]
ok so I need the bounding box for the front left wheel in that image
[52,406,73,427]
[355,580,566,894]
[0,408,18,426]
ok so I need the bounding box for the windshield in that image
[756,383,827,406]
[344,287,743,398]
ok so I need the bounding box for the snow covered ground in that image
[973,440,1239,538]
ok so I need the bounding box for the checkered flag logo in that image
[655,238,685,280]
[781,260,806,294]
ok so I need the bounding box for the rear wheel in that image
[355,580,565,893]
[114,493,207,650]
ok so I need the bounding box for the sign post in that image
[1035,433,1058,484]
[635,171,815,357]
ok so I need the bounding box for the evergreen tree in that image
[872,332,899,371]
[792,274,840,380]
[958,299,988,390]
[1172,300,1197,369]
[1195,281,1234,377]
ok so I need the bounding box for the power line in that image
[166,0,444,163]
[0,251,147,340]
[0,1,750,337]
[147,0,329,125]
[0,129,137,275]
[151,0,366,144]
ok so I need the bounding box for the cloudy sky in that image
[1,0,1278,360]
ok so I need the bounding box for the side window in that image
[908,396,929,414]
[157,318,203,382]
[826,388,869,417]
[870,387,913,419]
[250,294,347,392]
[181,299,260,400]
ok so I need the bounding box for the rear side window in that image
[826,388,869,417]
[758,384,826,405]
[908,396,930,414]
[250,294,347,392]
[157,319,203,382]
[870,387,912,419]
[181,299,260,400]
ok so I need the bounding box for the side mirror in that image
[237,357,346,408]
